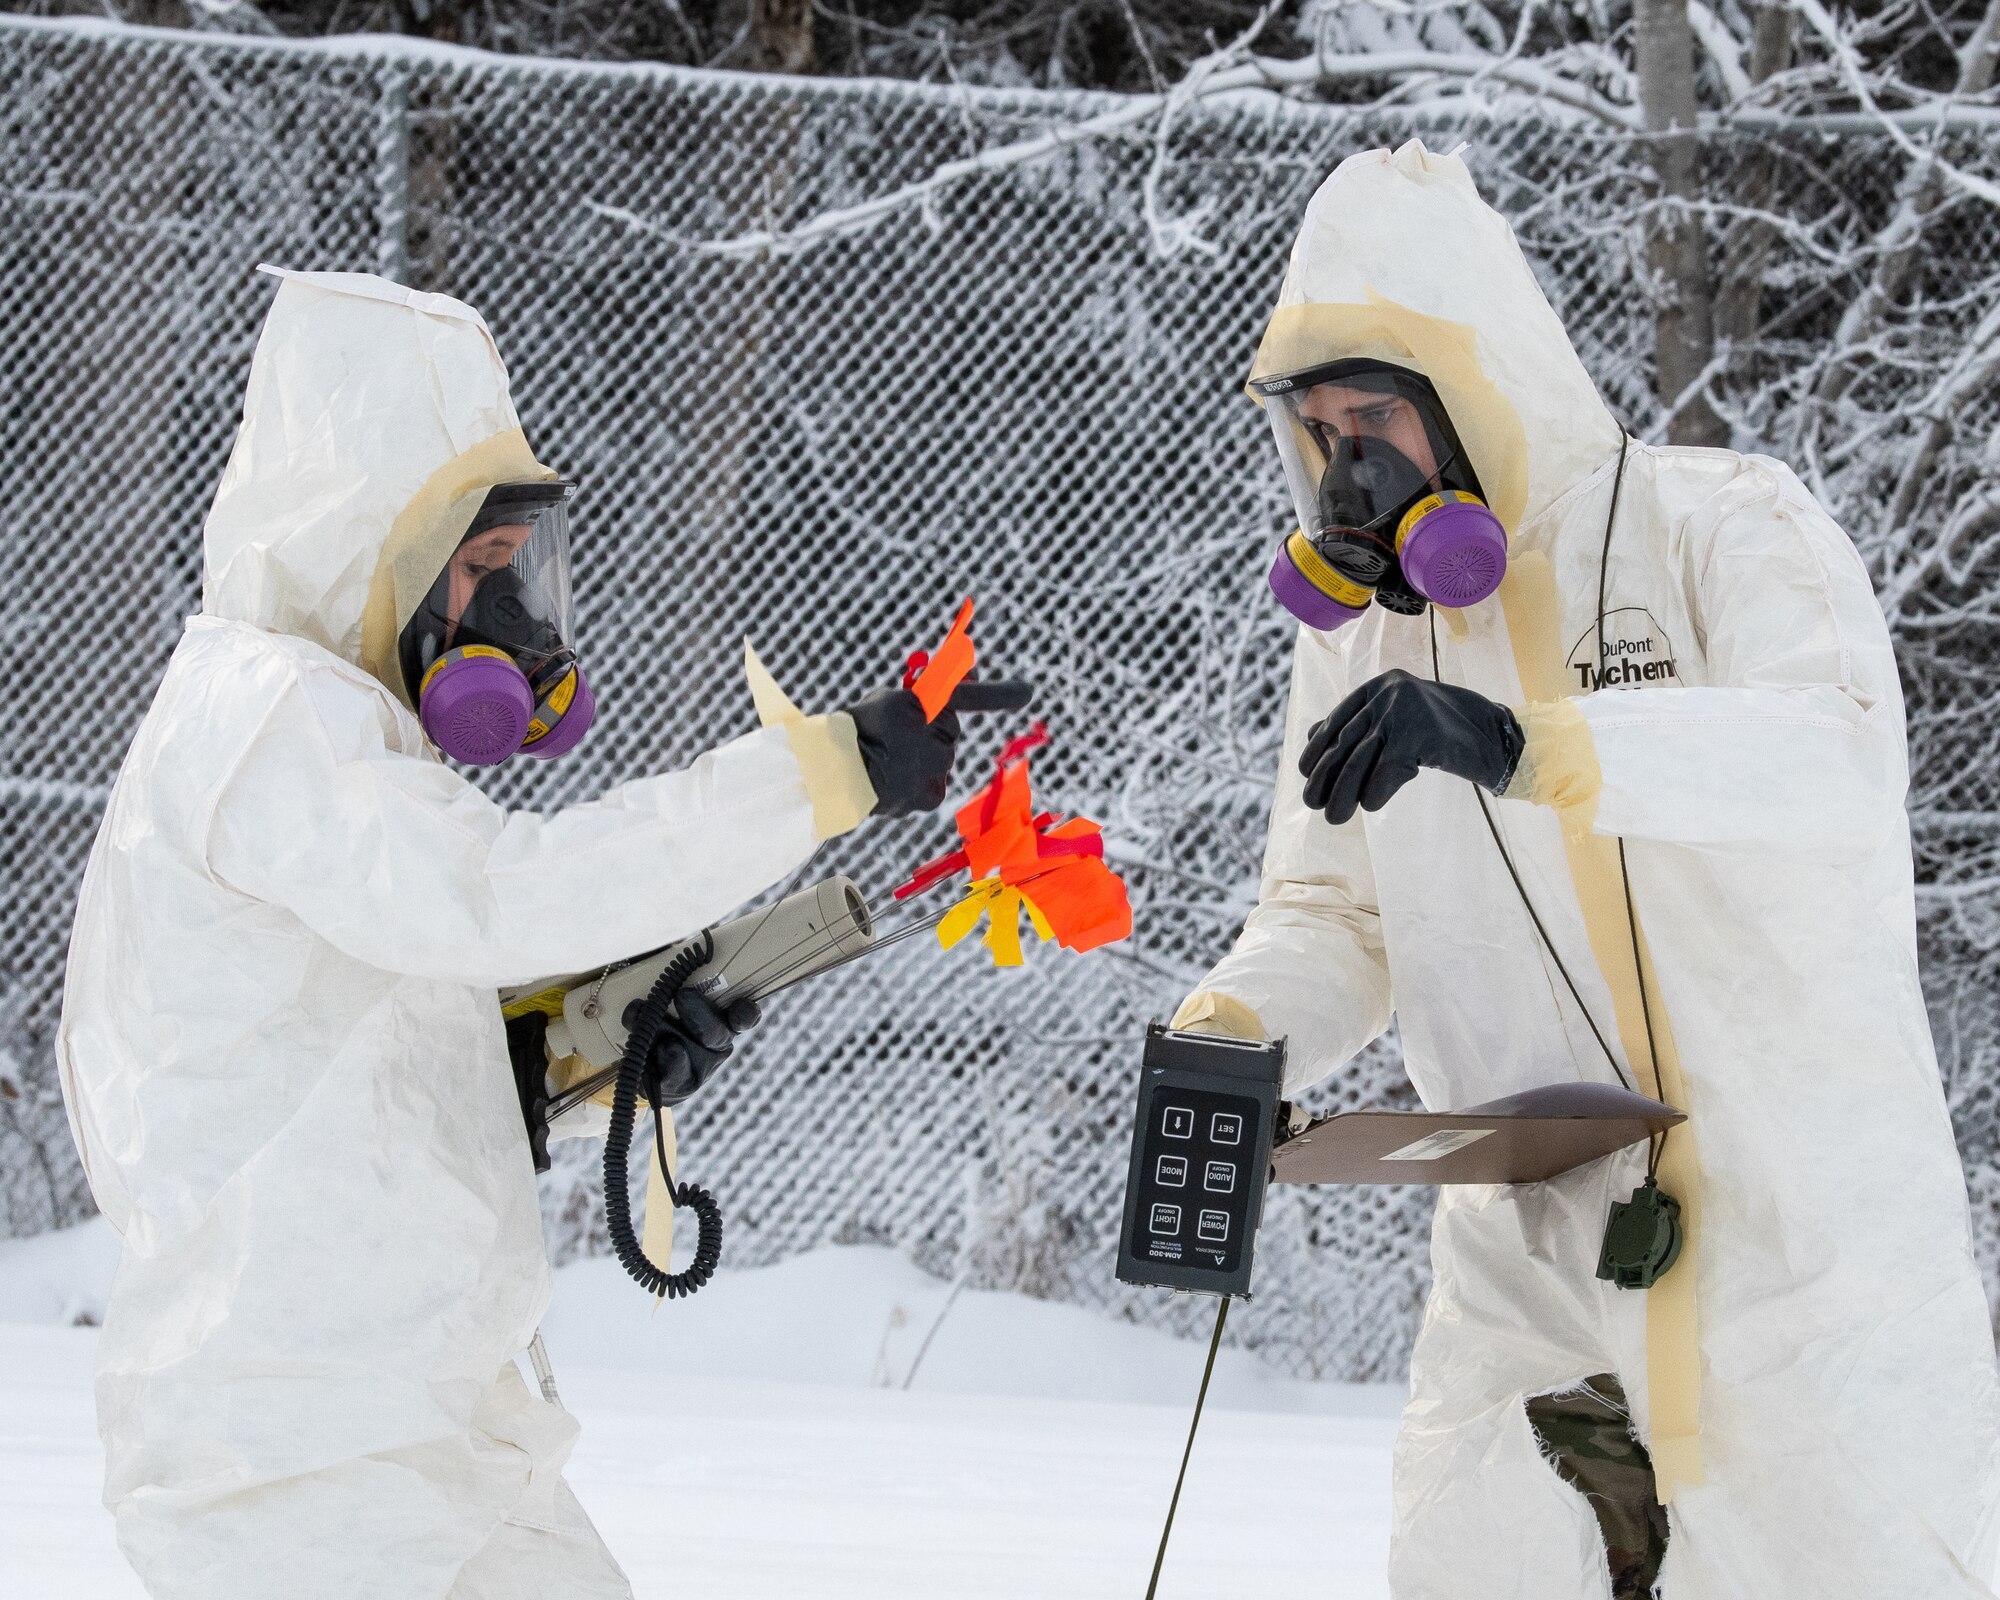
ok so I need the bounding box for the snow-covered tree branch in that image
[579,0,1996,466]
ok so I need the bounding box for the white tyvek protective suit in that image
[56,270,869,1599]
[1179,144,2000,1597]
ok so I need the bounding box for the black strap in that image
[1145,1295,1232,1600]
[503,1009,554,1174]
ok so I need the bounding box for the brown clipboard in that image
[1270,1081,1685,1187]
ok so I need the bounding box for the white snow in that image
[0,1214,121,1327]
[0,1221,1400,1597]
[10,1221,1999,1595]
[535,1244,1403,1415]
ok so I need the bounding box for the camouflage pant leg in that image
[1526,1373,1670,1600]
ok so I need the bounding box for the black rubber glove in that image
[648,989,762,1108]
[1300,668,1524,825]
[846,674,1035,816]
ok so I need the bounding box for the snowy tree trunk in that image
[1713,5,1793,354]
[733,0,816,74]
[1633,0,1727,446]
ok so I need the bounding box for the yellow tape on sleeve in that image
[742,641,878,840]
[1506,698,1605,839]
[1169,992,1268,1042]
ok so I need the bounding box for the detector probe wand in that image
[540,885,955,1123]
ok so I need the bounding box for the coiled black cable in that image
[601,931,725,1299]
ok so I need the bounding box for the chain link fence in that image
[3,14,1996,1377]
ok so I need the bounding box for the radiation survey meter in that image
[1115,1023,1288,1299]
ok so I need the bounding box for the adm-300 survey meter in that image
[1115,1023,1287,1299]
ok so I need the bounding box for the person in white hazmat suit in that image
[1175,142,2000,1598]
[55,268,1029,1599]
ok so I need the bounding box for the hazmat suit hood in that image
[1249,141,1624,536]
[201,267,555,710]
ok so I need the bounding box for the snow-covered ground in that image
[1,1221,1400,1597]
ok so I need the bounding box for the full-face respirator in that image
[397,480,597,766]
[1252,360,1508,631]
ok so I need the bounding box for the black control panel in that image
[1115,1024,1286,1299]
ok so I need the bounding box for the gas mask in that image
[397,480,596,766]
[1251,360,1507,632]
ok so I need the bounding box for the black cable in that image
[1593,436,1631,695]
[602,931,726,1299]
[647,1089,725,1281]
[1145,1295,1231,1600]
[1428,614,1636,1095]
[1619,835,1669,1179]
[1593,438,1673,1175]
[1422,430,1678,1158]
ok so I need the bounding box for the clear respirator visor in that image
[399,481,579,705]
[397,480,598,767]
[1251,360,1507,627]
[1253,362,1467,569]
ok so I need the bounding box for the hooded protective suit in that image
[56,269,871,1599]
[1177,144,2000,1598]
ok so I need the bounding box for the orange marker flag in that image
[922,726,1133,966]
[957,751,1040,880]
[1017,854,1131,953]
[907,599,977,722]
